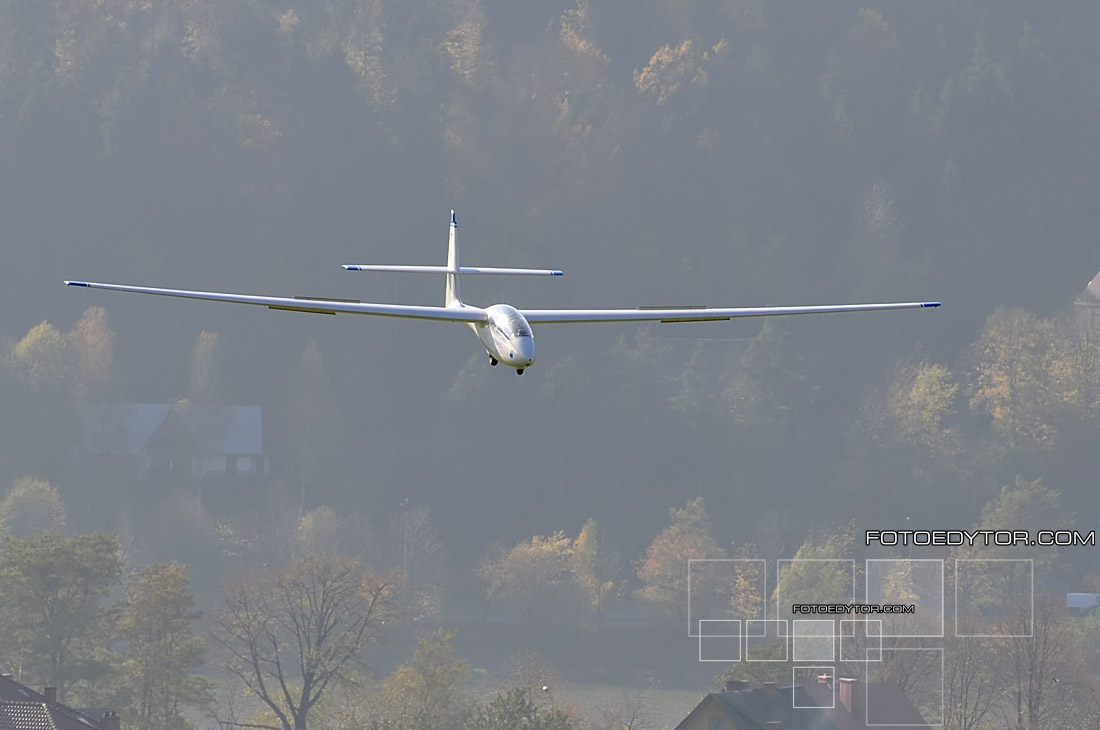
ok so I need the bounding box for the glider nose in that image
[515,337,534,367]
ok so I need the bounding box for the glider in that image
[66,211,939,375]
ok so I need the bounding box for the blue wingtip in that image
[923,302,941,308]
[451,210,457,226]
[551,271,563,276]
[66,281,89,287]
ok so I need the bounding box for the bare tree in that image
[998,592,1088,730]
[943,628,1000,730]
[211,553,400,730]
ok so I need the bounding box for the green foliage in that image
[0,532,123,697]
[969,477,1072,575]
[465,688,576,730]
[117,562,214,730]
[0,476,67,540]
[773,522,856,621]
[723,321,811,431]
[887,361,958,453]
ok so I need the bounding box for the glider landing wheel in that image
[489,356,498,366]
[516,368,525,375]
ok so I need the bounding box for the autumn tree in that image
[368,629,471,730]
[0,532,123,699]
[636,497,725,623]
[67,306,115,401]
[0,476,67,540]
[212,553,400,730]
[571,518,621,630]
[8,321,69,388]
[970,307,1059,449]
[727,542,765,624]
[478,531,577,623]
[117,562,215,730]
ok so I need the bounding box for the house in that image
[0,674,118,730]
[675,676,930,730]
[82,401,267,483]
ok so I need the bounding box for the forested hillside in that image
[1,1,1100,727]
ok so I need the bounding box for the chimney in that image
[759,681,777,699]
[100,711,120,730]
[838,678,860,715]
[817,673,832,686]
[43,687,57,703]
[723,679,749,692]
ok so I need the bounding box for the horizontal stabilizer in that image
[343,265,562,276]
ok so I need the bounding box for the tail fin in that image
[339,210,562,305]
[446,210,461,307]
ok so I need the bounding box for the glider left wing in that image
[520,301,941,324]
[63,281,489,323]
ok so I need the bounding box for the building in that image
[82,401,267,484]
[675,676,930,730]
[0,674,118,730]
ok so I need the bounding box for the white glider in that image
[66,211,939,375]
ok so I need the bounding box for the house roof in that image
[83,402,263,455]
[0,677,102,730]
[675,682,930,730]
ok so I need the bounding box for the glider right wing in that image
[63,281,489,323]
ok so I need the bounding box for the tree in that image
[997,593,1087,730]
[571,518,621,630]
[968,477,1071,578]
[969,307,1059,449]
[8,321,68,389]
[942,631,1000,730]
[285,342,344,509]
[480,531,577,624]
[212,552,400,730]
[0,476,67,540]
[722,320,812,432]
[636,497,725,623]
[773,522,856,622]
[187,330,222,403]
[727,542,765,624]
[886,361,959,453]
[370,629,471,730]
[117,562,215,730]
[465,688,576,730]
[66,306,115,401]
[0,532,122,699]
[384,503,445,619]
